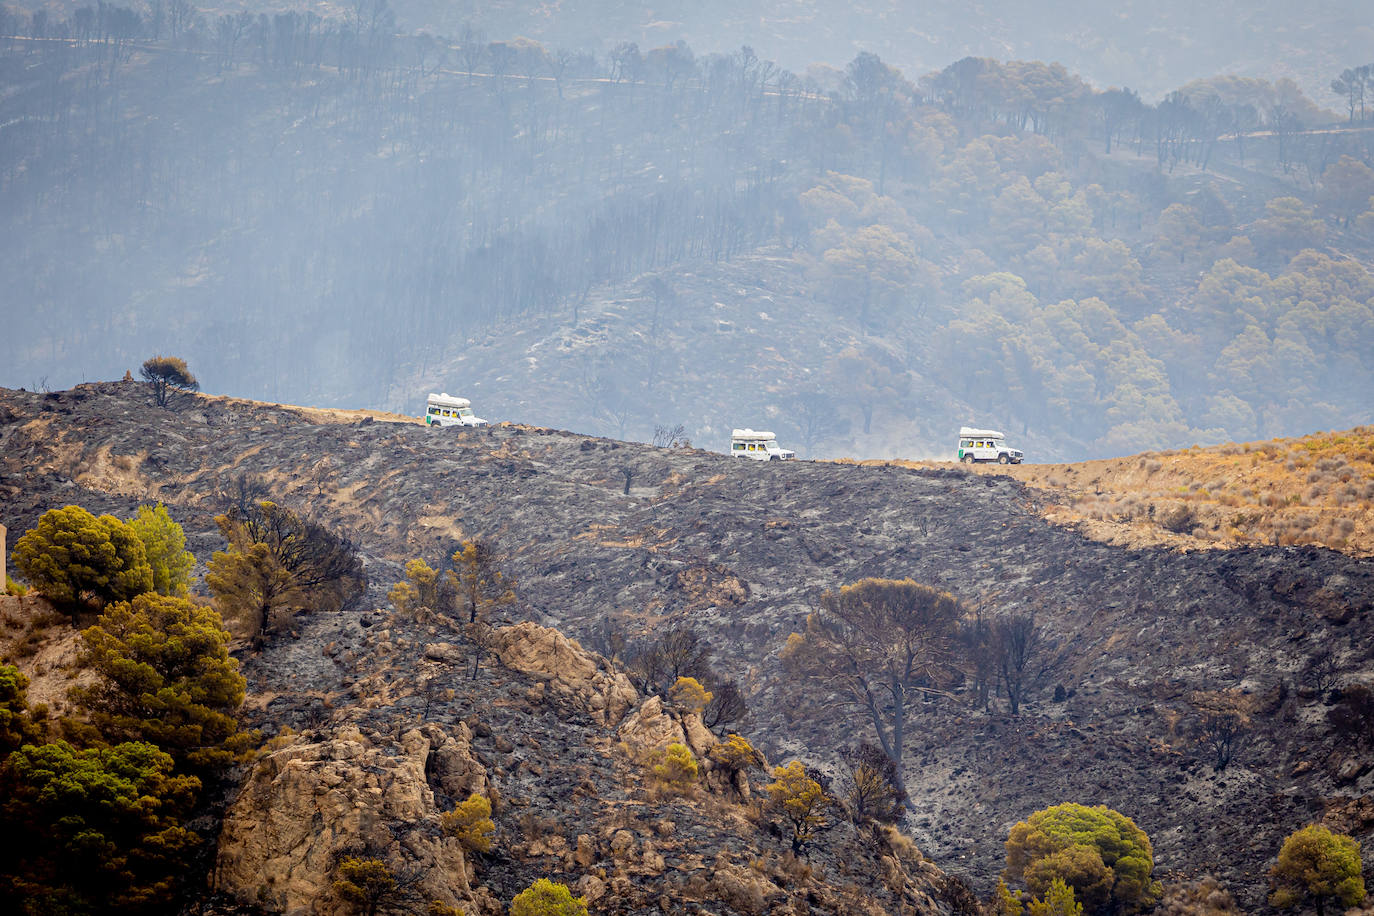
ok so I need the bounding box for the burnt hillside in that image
[1,381,1371,907]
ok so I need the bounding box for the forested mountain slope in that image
[2,382,1371,909]
[3,15,1374,461]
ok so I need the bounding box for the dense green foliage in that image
[0,740,200,914]
[1269,824,1366,916]
[126,503,195,597]
[13,506,154,613]
[72,593,248,769]
[509,878,588,916]
[1005,803,1160,914]
[0,665,43,761]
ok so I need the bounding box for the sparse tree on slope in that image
[783,578,961,804]
[139,356,199,408]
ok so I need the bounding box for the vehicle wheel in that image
[998,454,1010,464]
[770,455,780,461]
[962,454,976,465]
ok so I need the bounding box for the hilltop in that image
[1,381,1372,910]
[861,426,1374,556]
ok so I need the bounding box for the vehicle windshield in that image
[457,407,474,417]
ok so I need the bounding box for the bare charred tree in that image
[959,611,995,711]
[1193,710,1251,771]
[652,424,688,448]
[702,680,747,729]
[996,612,1041,716]
[587,617,629,664]
[785,578,962,804]
[1302,649,1341,694]
[838,741,907,824]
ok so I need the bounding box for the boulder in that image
[215,724,483,916]
[492,621,638,725]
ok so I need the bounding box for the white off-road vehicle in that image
[425,392,488,427]
[957,426,1023,464]
[730,428,796,461]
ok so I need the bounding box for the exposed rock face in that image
[491,621,638,726]
[617,695,688,759]
[215,724,488,915]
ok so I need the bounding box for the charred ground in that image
[1,381,1371,908]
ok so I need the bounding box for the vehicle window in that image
[733,443,744,450]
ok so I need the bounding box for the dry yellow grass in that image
[861,426,1374,557]
[196,391,422,426]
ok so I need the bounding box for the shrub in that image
[1005,803,1160,914]
[509,878,587,916]
[669,676,712,716]
[1269,824,1365,916]
[0,664,43,760]
[332,857,396,915]
[441,793,495,854]
[4,576,25,597]
[1027,877,1083,916]
[389,558,441,618]
[766,760,830,854]
[709,733,764,774]
[1159,876,1242,915]
[652,742,698,794]
[13,506,154,615]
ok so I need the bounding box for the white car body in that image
[957,426,1023,464]
[425,392,488,427]
[730,428,796,461]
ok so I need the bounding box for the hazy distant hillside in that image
[3,13,1373,459]
[10,0,1365,103]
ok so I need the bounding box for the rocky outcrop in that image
[215,724,490,916]
[491,621,638,726]
[617,695,687,759]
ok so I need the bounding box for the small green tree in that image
[509,878,587,916]
[1027,877,1084,916]
[139,356,199,408]
[1005,803,1160,914]
[333,857,397,916]
[669,676,712,716]
[993,877,1024,916]
[441,793,496,854]
[389,559,441,617]
[73,593,248,769]
[126,503,195,597]
[13,506,154,617]
[448,540,516,679]
[0,740,200,914]
[1269,824,1365,916]
[652,742,699,795]
[766,760,830,854]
